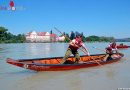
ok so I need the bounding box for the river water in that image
[0,42,130,90]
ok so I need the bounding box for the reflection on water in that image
[105,69,116,79]
[23,43,68,58]
[0,45,9,59]
[26,43,51,56]
[0,42,130,90]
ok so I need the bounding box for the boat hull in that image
[117,45,130,49]
[6,53,124,71]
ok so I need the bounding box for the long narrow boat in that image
[6,53,124,71]
[117,45,130,49]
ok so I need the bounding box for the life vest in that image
[69,38,83,50]
[75,38,82,47]
[106,43,117,54]
[109,43,116,49]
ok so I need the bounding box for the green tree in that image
[81,32,86,42]
[64,33,70,42]
[86,35,100,41]
[0,27,8,42]
[50,30,53,34]
[0,26,26,43]
[15,34,26,43]
[70,31,75,40]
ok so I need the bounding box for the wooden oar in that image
[92,46,106,53]
[93,46,123,54]
[54,27,89,54]
[54,27,102,66]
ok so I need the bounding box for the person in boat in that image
[61,34,90,64]
[120,43,124,46]
[104,42,119,61]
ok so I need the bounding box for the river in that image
[0,42,130,90]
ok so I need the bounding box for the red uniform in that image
[68,37,84,50]
[62,36,89,64]
[106,43,118,54]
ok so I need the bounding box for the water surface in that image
[0,42,130,90]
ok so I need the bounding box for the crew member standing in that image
[61,35,90,64]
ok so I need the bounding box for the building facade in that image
[26,31,65,42]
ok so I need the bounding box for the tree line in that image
[0,26,115,43]
[0,27,25,43]
[63,31,115,42]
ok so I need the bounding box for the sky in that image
[0,0,130,38]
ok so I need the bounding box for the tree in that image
[81,32,86,42]
[16,34,26,43]
[85,35,115,42]
[0,27,8,42]
[70,31,75,40]
[50,30,53,34]
[86,35,100,41]
[0,26,26,43]
[64,33,70,42]
[75,31,80,37]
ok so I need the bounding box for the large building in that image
[25,31,65,42]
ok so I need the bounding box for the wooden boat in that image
[6,53,124,71]
[117,45,130,49]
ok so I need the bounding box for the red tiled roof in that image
[26,31,58,37]
[37,32,46,36]
[50,34,57,36]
